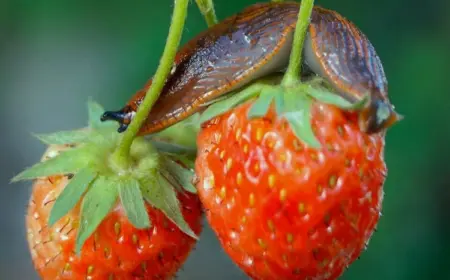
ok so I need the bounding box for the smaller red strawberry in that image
[14,101,203,280]
[194,79,391,279]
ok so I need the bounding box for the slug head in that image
[358,97,402,134]
[101,106,135,133]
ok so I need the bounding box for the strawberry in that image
[194,81,389,279]
[14,101,203,280]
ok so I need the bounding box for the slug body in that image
[102,2,398,135]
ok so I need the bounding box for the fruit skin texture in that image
[195,100,387,279]
[27,144,203,280]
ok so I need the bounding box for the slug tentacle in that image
[101,108,134,133]
[103,2,396,135]
[303,6,394,133]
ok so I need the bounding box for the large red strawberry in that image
[194,82,389,279]
[14,101,203,279]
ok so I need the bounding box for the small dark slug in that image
[102,1,398,135]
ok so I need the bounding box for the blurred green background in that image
[1,0,449,279]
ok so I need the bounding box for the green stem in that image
[195,0,218,27]
[281,0,315,86]
[111,0,189,169]
[271,0,285,3]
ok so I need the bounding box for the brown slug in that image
[101,1,399,135]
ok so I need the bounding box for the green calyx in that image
[199,75,369,149]
[12,100,198,255]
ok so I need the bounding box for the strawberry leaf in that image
[247,88,275,119]
[160,156,196,193]
[150,140,197,156]
[33,130,92,145]
[118,178,151,229]
[75,176,118,254]
[153,121,200,151]
[88,99,119,130]
[199,83,265,124]
[48,168,97,226]
[274,91,285,115]
[11,147,91,182]
[159,169,184,193]
[88,99,106,128]
[199,93,237,107]
[178,112,201,127]
[130,137,158,161]
[283,94,321,148]
[306,86,369,111]
[141,175,198,239]
[175,155,196,170]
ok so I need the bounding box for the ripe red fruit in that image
[195,100,387,279]
[12,100,204,280]
[26,144,203,279]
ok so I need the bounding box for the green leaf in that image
[199,83,265,123]
[11,147,91,182]
[176,155,196,170]
[306,86,369,111]
[48,168,97,226]
[141,175,198,239]
[75,176,118,254]
[160,113,200,130]
[159,169,184,193]
[150,140,197,156]
[305,76,327,87]
[161,156,196,193]
[87,99,106,128]
[118,178,151,229]
[130,137,158,160]
[153,119,200,150]
[274,92,285,115]
[247,88,275,119]
[283,94,321,148]
[33,130,91,145]
[199,92,236,107]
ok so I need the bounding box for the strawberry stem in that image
[281,0,315,87]
[195,0,218,27]
[111,0,189,169]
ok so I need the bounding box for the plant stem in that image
[112,0,189,169]
[281,0,315,86]
[271,0,285,3]
[195,0,218,27]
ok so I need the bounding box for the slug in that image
[101,1,399,135]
